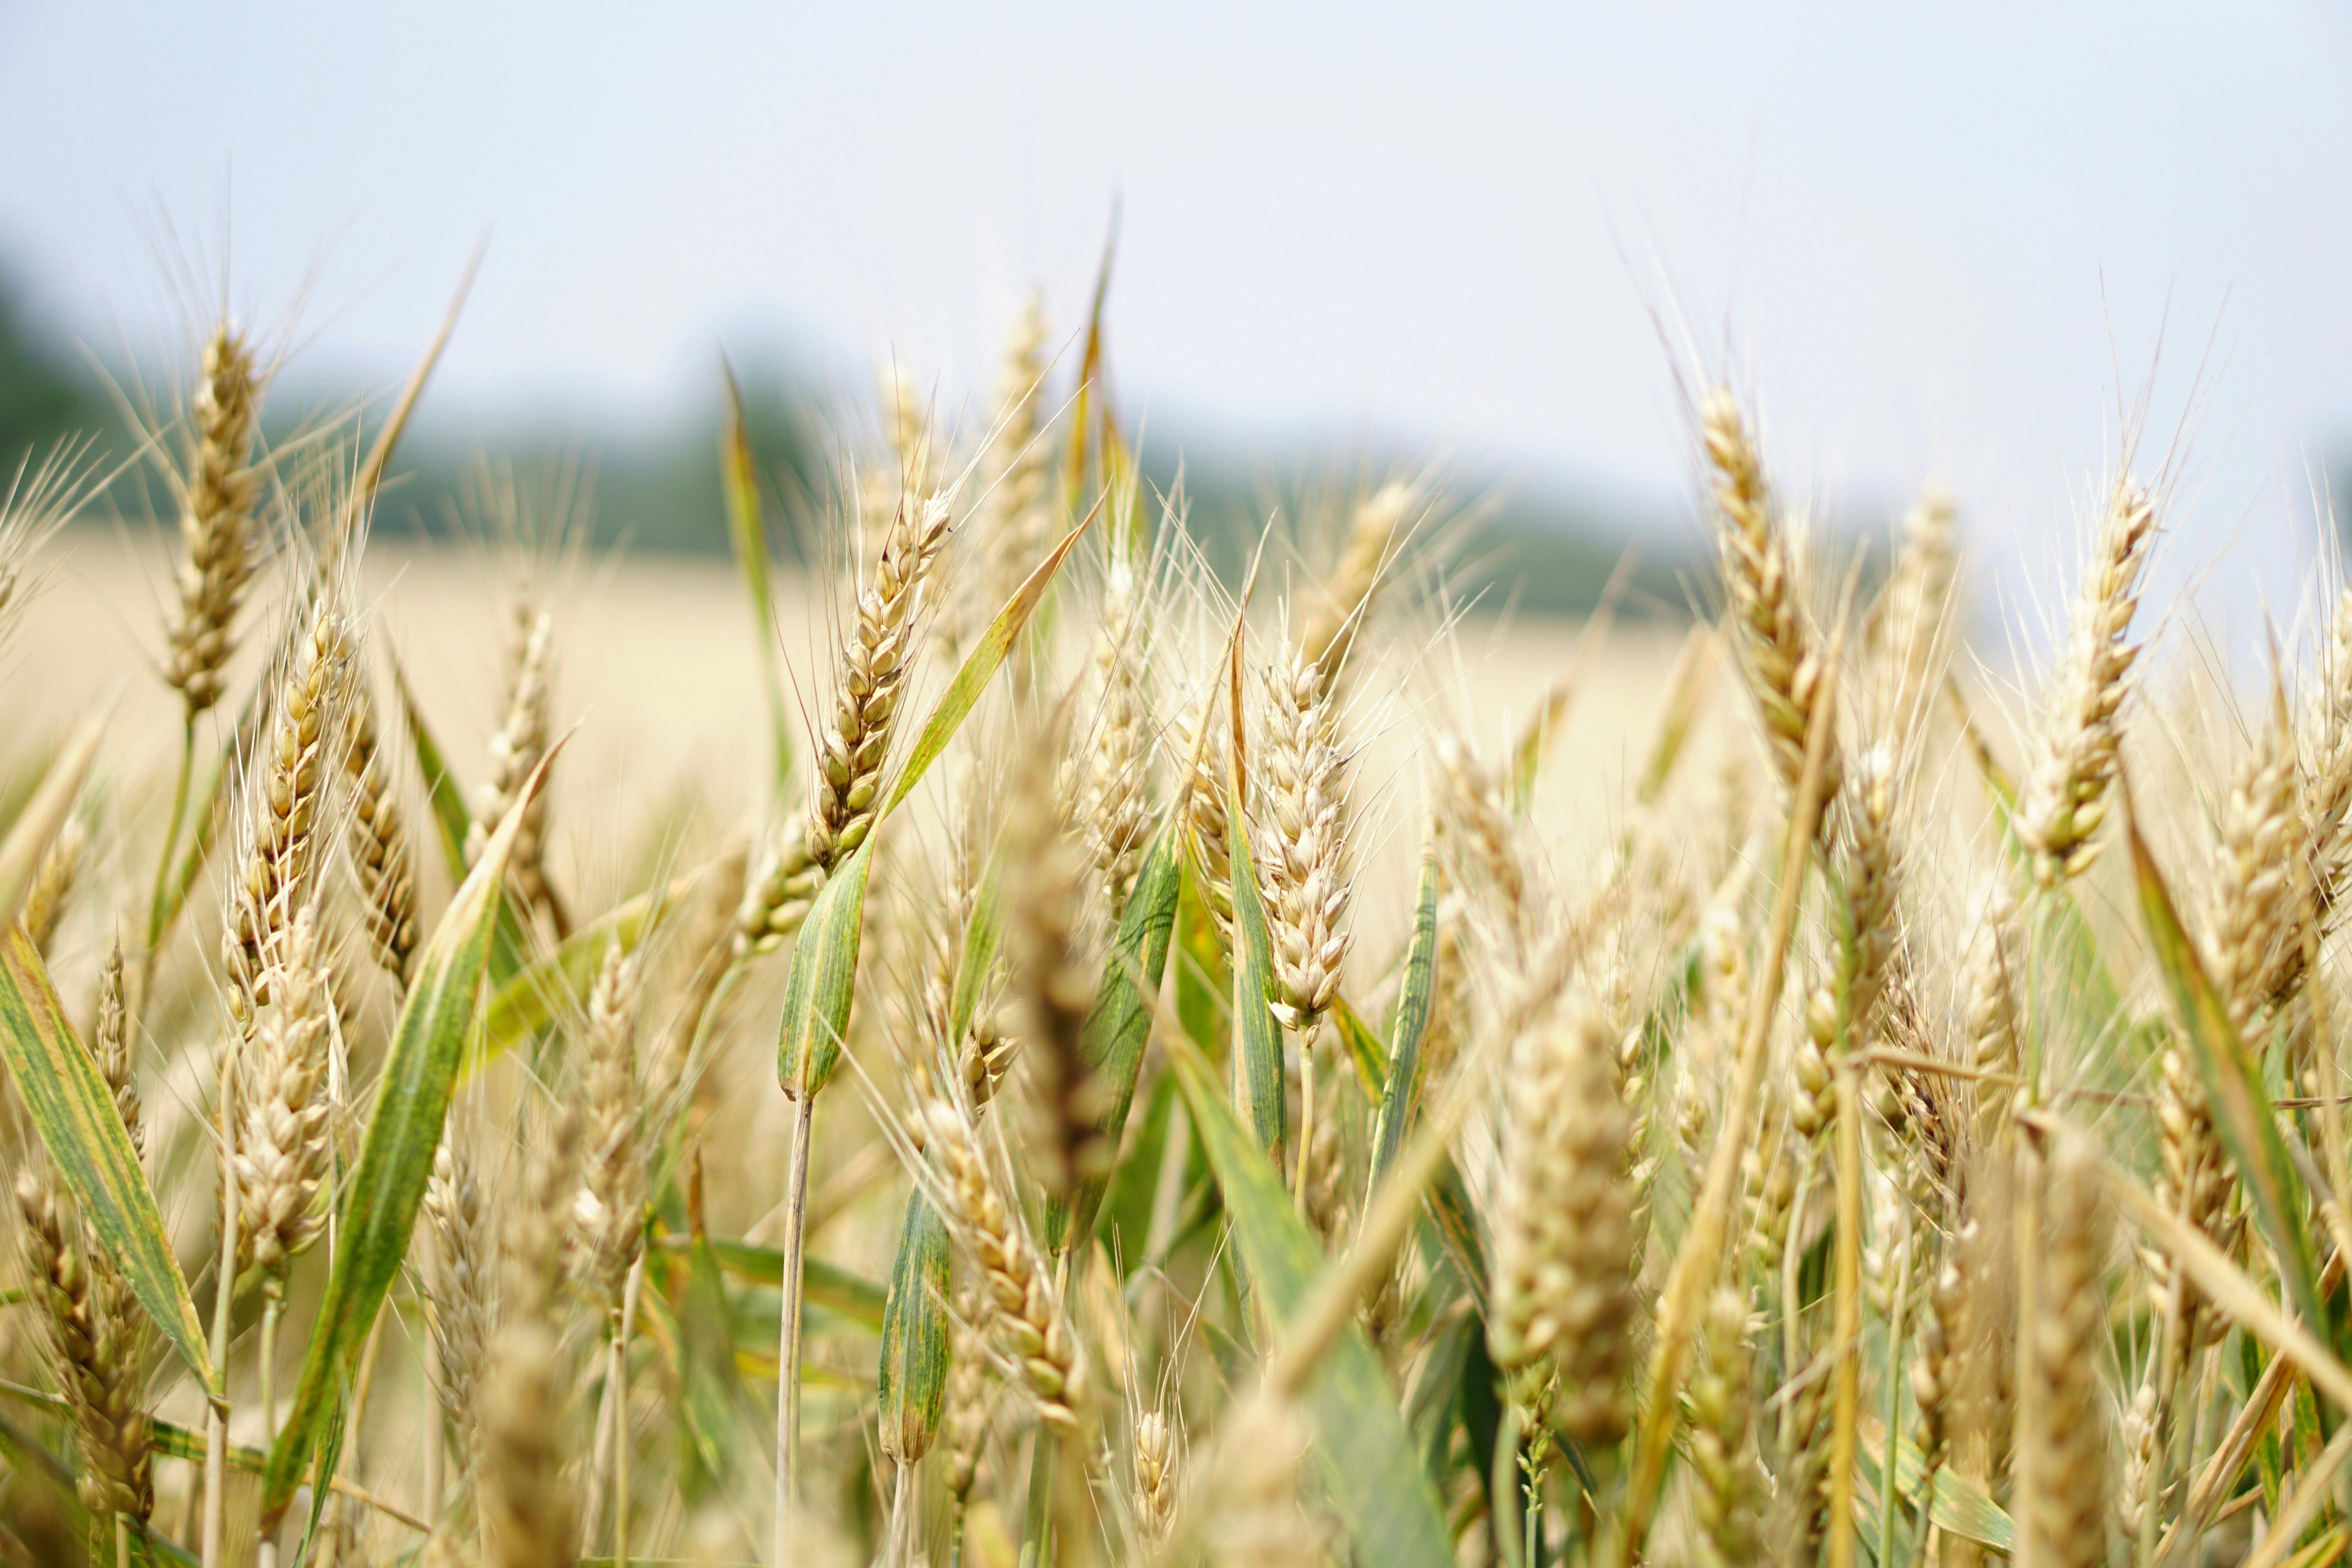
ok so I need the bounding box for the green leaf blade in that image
[1225,783,1284,1167]
[0,926,211,1388]
[2126,810,2324,1334]
[260,756,546,1524]
[1047,816,1183,1252]
[775,837,877,1100]
[875,1188,952,1463]
[1166,1035,1454,1568]
[1369,842,1441,1194]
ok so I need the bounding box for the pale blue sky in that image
[3,1,2350,635]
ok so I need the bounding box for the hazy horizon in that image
[5,2,2351,646]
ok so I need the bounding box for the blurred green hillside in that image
[0,269,1691,617]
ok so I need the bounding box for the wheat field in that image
[0,272,2343,1568]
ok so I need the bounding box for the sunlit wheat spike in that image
[90,946,142,1158]
[481,1108,582,1568]
[1132,1406,1181,1546]
[232,902,335,1285]
[21,811,82,957]
[2305,586,2352,924]
[1257,633,1351,1033]
[2204,702,2305,1033]
[15,1170,154,1522]
[162,324,263,719]
[467,594,563,935]
[1873,480,1958,735]
[806,493,955,871]
[1700,387,1840,804]
[921,1099,1088,1430]
[225,591,354,1025]
[973,295,1054,633]
[1010,762,1106,1199]
[2025,1136,2110,1568]
[1688,1287,1762,1568]
[2018,477,2159,885]
[425,1134,492,1467]
[343,680,419,991]
[1074,548,1154,914]
[571,942,648,1314]
[1485,994,1635,1445]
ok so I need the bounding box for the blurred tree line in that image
[0,263,1687,617]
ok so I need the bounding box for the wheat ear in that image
[479,1109,582,1568]
[2024,1136,2110,1568]
[1485,995,1636,1445]
[2018,479,2159,884]
[1688,1286,1762,1568]
[921,1100,1088,1431]
[1301,479,1417,688]
[467,597,563,935]
[572,944,648,1314]
[21,813,83,957]
[234,903,336,1285]
[1257,635,1350,1033]
[15,1172,155,1523]
[806,494,955,871]
[343,682,419,991]
[1700,388,1840,803]
[162,326,263,719]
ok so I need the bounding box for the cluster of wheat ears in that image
[1,259,2349,1568]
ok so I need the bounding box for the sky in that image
[3,1,2350,644]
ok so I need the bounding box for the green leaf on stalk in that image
[259,750,552,1526]
[1166,1033,1453,1568]
[0,927,211,1389]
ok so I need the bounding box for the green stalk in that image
[1877,1240,1911,1564]
[139,720,197,1013]
[200,1050,239,1568]
[257,1292,281,1568]
[1019,1414,1056,1568]
[772,1093,816,1568]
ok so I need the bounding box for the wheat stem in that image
[772,1093,814,1568]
